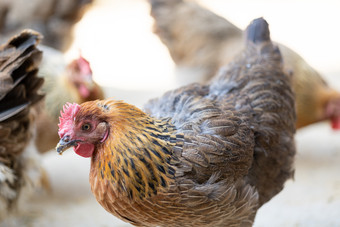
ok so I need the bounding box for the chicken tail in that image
[0,30,44,210]
[246,17,270,43]
[245,17,283,66]
[0,29,44,122]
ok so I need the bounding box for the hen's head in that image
[67,54,95,99]
[56,102,109,158]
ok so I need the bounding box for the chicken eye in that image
[82,123,91,131]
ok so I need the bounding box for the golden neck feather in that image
[90,100,178,200]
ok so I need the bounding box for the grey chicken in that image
[56,18,296,226]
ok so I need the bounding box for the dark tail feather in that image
[0,29,44,122]
[246,17,270,44]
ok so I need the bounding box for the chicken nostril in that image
[63,135,70,142]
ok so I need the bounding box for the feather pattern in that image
[0,29,44,210]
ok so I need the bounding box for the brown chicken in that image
[35,48,104,153]
[56,18,296,226]
[148,0,340,130]
[0,30,44,213]
[0,0,94,51]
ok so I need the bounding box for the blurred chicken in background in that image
[0,0,105,153]
[0,30,45,218]
[35,47,104,153]
[148,0,340,130]
[0,0,94,52]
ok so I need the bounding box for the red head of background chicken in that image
[67,54,95,99]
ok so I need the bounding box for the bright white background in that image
[68,0,340,94]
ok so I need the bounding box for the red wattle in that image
[74,143,95,158]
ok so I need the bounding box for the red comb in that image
[58,103,81,138]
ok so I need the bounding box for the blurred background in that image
[67,0,340,94]
[1,0,340,226]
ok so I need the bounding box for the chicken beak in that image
[56,137,80,155]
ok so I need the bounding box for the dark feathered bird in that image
[56,18,296,226]
[0,30,44,213]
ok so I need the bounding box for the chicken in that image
[279,45,340,129]
[148,0,340,130]
[0,30,44,213]
[148,0,242,80]
[0,0,94,51]
[35,47,104,153]
[56,18,296,226]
